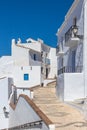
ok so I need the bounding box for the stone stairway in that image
[33,82,87,130]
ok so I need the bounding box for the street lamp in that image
[72,25,78,37]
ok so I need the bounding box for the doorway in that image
[46,68,49,79]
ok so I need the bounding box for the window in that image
[24,74,29,80]
[34,54,36,61]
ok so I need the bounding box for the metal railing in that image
[3,120,43,130]
[58,66,83,75]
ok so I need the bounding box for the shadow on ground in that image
[56,122,87,128]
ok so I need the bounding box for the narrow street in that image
[33,82,87,130]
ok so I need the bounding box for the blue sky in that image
[0,0,74,56]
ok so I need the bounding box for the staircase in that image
[33,82,87,130]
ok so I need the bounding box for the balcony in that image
[56,45,64,56]
[65,25,80,48]
[58,66,83,75]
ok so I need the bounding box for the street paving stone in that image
[33,82,87,130]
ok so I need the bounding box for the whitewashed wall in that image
[13,66,41,88]
[56,73,84,101]
[9,97,49,130]
[83,0,87,97]
[0,78,13,129]
[58,0,84,68]
[17,89,31,99]
[0,56,14,78]
[48,48,57,78]
[64,73,84,101]
[56,74,64,101]
[56,0,84,101]
[12,41,29,66]
[57,0,84,66]
[0,78,9,129]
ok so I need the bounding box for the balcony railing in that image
[58,66,83,75]
[7,120,43,130]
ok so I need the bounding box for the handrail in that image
[20,94,53,126]
[58,66,83,75]
[9,94,53,127]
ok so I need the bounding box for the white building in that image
[11,38,57,87]
[0,38,57,129]
[56,0,87,101]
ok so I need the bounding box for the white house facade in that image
[56,0,87,101]
[11,38,57,88]
[0,38,57,129]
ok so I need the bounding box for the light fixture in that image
[72,25,78,37]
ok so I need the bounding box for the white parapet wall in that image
[48,48,57,79]
[64,73,84,101]
[57,73,84,101]
[49,124,55,130]
[0,77,13,129]
[9,95,55,130]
